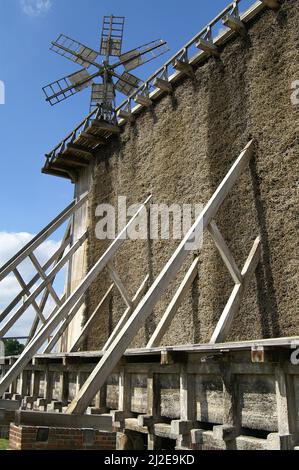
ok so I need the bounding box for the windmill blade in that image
[43,69,96,106]
[113,71,142,97]
[90,82,115,112]
[114,39,169,72]
[51,34,100,68]
[100,15,125,57]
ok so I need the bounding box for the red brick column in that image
[9,424,116,450]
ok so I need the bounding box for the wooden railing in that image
[0,193,89,344]
[0,195,152,397]
[44,0,277,166]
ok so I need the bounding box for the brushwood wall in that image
[85,0,299,350]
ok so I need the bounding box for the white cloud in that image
[20,0,53,17]
[0,232,63,339]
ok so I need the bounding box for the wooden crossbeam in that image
[70,285,114,353]
[107,262,132,309]
[79,132,105,145]
[210,236,261,344]
[0,193,88,282]
[275,367,296,438]
[0,236,71,325]
[27,223,72,344]
[147,257,199,349]
[154,78,172,93]
[91,120,120,134]
[173,60,194,77]
[0,232,88,339]
[54,154,89,168]
[103,275,149,351]
[260,0,280,10]
[0,195,152,398]
[43,296,86,353]
[196,38,220,57]
[67,143,93,158]
[135,94,152,108]
[222,14,247,36]
[65,141,254,415]
[13,269,47,325]
[29,253,62,307]
[208,220,242,284]
[117,109,135,123]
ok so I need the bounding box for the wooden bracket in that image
[222,14,247,36]
[196,38,220,57]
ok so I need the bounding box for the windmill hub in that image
[43,15,169,119]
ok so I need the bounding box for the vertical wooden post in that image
[30,359,40,400]
[147,372,161,450]
[75,370,81,396]
[60,371,69,405]
[219,363,240,450]
[99,384,108,412]
[118,367,131,413]
[18,370,28,397]
[275,366,295,441]
[44,367,53,403]
[9,358,17,395]
[180,367,195,422]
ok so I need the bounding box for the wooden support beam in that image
[196,38,220,57]
[222,14,247,36]
[275,367,296,437]
[260,0,280,10]
[154,77,172,93]
[107,261,132,309]
[117,109,135,123]
[147,257,199,348]
[0,196,152,398]
[221,365,241,433]
[173,60,194,77]
[1,234,71,325]
[67,143,93,158]
[180,367,195,422]
[43,296,86,353]
[30,363,40,400]
[27,223,72,344]
[0,232,87,339]
[0,193,88,282]
[44,367,53,403]
[91,120,120,134]
[103,275,149,351]
[135,94,152,108]
[54,154,89,168]
[118,368,131,413]
[210,236,261,344]
[70,285,114,352]
[65,141,254,415]
[13,268,47,325]
[79,132,105,145]
[29,252,62,307]
[208,220,242,284]
[60,371,69,405]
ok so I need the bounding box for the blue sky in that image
[0,0,255,338]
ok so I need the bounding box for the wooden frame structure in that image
[43,0,281,181]
[2,140,262,415]
[0,193,89,343]
[0,0,286,427]
[0,141,262,413]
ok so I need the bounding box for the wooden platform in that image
[42,118,121,182]
[1,336,298,450]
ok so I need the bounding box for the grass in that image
[0,439,9,450]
